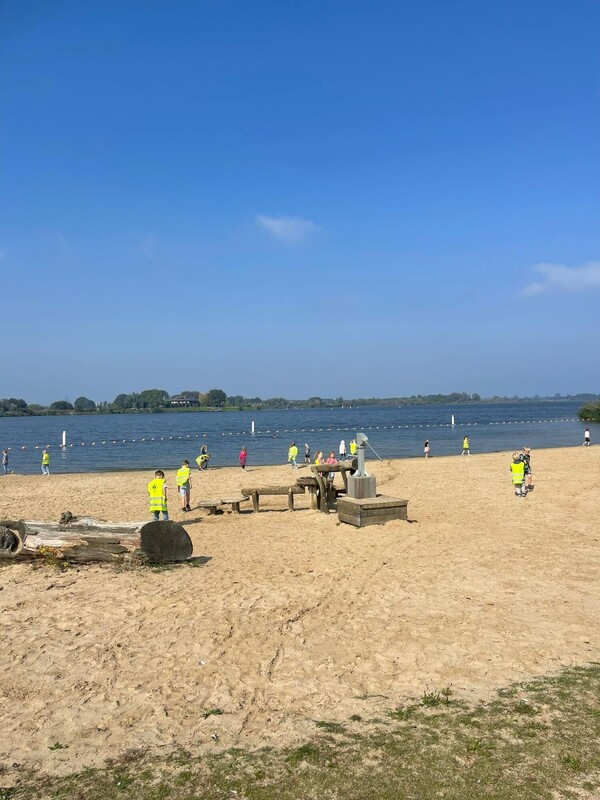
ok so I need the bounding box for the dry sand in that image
[1,446,599,777]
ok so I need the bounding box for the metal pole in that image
[251,421,255,434]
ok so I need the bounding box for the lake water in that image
[0,401,592,475]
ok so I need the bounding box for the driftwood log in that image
[0,517,193,564]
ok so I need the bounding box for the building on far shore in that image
[170,394,200,408]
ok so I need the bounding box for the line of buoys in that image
[4,418,580,452]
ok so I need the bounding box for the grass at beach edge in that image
[5,663,600,800]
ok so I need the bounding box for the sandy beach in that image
[1,445,599,778]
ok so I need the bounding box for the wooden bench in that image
[197,500,221,515]
[220,495,250,514]
[241,485,305,512]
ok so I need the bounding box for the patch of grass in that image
[420,689,443,707]
[285,742,324,766]
[12,663,600,800]
[47,742,68,751]
[201,708,223,719]
[314,720,346,734]
[511,699,539,716]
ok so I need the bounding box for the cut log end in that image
[139,521,193,563]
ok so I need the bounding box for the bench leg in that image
[232,502,240,513]
[252,492,259,512]
[308,486,318,510]
[288,490,295,511]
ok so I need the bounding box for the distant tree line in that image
[1,391,598,417]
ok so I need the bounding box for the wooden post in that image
[287,488,295,511]
[251,491,259,512]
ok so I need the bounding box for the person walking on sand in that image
[304,443,311,463]
[176,459,192,512]
[461,436,470,456]
[510,453,526,498]
[339,439,346,460]
[288,441,298,469]
[349,439,358,456]
[239,446,247,469]
[424,440,430,458]
[521,446,533,490]
[583,428,591,446]
[41,448,50,475]
[148,469,169,520]
[2,449,8,475]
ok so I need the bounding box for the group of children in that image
[287,439,358,469]
[147,449,213,519]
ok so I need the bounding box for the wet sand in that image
[1,445,599,777]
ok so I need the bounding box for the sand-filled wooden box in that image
[338,495,408,527]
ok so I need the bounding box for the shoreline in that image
[0,439,594,477]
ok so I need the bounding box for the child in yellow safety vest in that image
[288,442,298,468]
[148,470,169,520]
[510,453,526,498]
[176,460,192,513]
[349,440,358,456]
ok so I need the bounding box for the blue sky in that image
[1,0,599,404]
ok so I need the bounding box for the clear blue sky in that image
[1,0,599,404]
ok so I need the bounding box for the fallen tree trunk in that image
[0,518,193,564]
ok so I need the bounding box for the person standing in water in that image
[424,440,430,458]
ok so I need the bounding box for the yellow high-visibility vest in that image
[176,467,190,487]
[288,446,298,461]
[148,478,167,512]
[42,451,50,465]
[511,461,525,485]
[349,441,357,455]
[463,437,469,449]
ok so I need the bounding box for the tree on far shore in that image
[578,399,600,422]
[74,396,97,412]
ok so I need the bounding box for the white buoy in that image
[251,420,255,434]
[62,430,67,448]
[451,415,455,427]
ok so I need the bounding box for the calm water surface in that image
[0,401,592,475]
